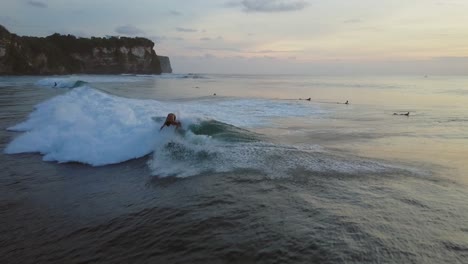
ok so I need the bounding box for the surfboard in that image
[152,116,164,122]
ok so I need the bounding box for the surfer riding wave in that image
[160,113,181,131]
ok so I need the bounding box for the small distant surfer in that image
[345,100,349,105]
[54,82,57,87]
[393,112,410,116]
[306,97,311,101]
[160,113,181,131]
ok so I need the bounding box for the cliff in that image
[158,56,172,73]
[0,25,172,75]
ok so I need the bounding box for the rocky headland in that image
[0,25,172,75]
[157,56,172,74]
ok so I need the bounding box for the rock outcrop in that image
[0,25,172,75]
[158,56,173,73]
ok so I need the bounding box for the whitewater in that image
[4,82,317,162]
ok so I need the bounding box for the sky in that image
[1,0,468,74]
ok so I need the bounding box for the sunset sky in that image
[1,0,468,74]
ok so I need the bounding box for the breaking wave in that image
[5,85,412,177]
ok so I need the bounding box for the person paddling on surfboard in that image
[160,113,181,131]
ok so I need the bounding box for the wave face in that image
[4,86,321,167]
[35,78,89,88]
[188,120,260,143]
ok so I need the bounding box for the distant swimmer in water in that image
[160,113,181,131]
[306,97,311,101]
[393,112,410,116]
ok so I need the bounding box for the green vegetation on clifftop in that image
[0,25,166,75]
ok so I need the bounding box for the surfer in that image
[160,113,181,130]
[345,100,349,105]
[393,112,410,116]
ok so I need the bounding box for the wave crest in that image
[36,78,88,88]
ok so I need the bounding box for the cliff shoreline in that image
[0,25,172,75]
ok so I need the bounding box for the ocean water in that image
[0,74,467,263]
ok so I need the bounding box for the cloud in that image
[227,0,309,12]
[246,49,303,54]
[433,56,468,62]
[27,0,48,8]
[186,46,241,52]
[224,1,242,8]
[0,16,18,27]
[149,35,167,43]
[115,24,145,36]
[435,1,466,7]
[176,27,197,32]
[203,53,216,59]
[169,10,182,16]
[343,18,362,24]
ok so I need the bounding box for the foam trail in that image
[148,133,407,178]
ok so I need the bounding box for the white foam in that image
[148,135,400,178]
[5,86,323,166]
[5,87,160,165]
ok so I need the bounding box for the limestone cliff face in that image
[158,56,173,73]
[0,25,171,75]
